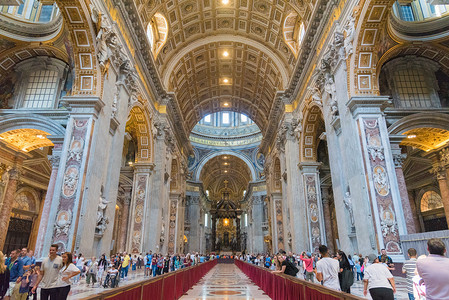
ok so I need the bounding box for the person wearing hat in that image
[300,252,314,282]
[363,253,396,300]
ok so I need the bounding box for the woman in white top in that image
[57,252,81,300]
[363,254,396,300]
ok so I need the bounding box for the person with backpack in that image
[272,254,299,277]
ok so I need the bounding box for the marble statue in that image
[96,186,111,235]
[344,16,355,59]
[343,192,355,227]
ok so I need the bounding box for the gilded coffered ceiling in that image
[200,154,252,198]
[137,0,311,133]
[0,129,53,152]
[401,128,449,152]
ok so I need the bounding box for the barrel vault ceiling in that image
[137,0,313,133]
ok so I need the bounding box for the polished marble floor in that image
[63,264,409,299]
[180,264,271,300]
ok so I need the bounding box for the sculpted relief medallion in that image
[373,165,389,196]
[62,166,79,197]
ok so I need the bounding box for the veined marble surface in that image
[180,264,271,300]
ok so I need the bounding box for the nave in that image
[180,263,270,300]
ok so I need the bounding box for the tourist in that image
[355,260,362,281]
[27,250,36,270]
[17,269,33,300]
[19,248,32,271]
[272,254,298,277]
[56,252,80,300]
[163,255,170,274]
[315,245,340,291]
[156,254,164,275]
[120,252,130,280]
[402,248,418,300]
[286,252,295,265]
[363,254,395,300]
[28,267,39,300]
[416,238,449,299]
[0,251,10,300]
[378,249,394,268]
[413,255,427,300]
[152,254,158,276]
[5,249,23,300]
[97,254,108,284]
[32,244,63,300]
[86,257,98,287]
[144,253,152,276]
[272,255,281,271]
[74,253,84,284]
[337,250,354,293]
[131,254,137,272]
[137,253,143,270]
[299,252,314,282]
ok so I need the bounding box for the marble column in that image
[35,144,63,259]
[211,215,216,251]
[251,195,265,253]
[119,193,131,252]
[299,163,326,253]
[431,162,449,227]
[321,186,335,253]
[0,168,19,250]
[128,162,152,253]
[277,113,308,253]
[390,138,418,234]
[347,97,408,260]
[187,195,200,253]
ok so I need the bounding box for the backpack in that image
[285,259,299,275]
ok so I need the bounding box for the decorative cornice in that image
[114,0,166,100]
[283,0,338,102]
[0,13,63,41]
[346,96,392,117]
[61,96,105,117]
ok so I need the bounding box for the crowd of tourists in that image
[0,238,448,300]
[240,238,449,300]
[0,244,213,300]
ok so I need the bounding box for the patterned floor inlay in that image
[180,264,271,300]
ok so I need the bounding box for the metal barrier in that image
[81,259,217,300]
[235,259,364,300]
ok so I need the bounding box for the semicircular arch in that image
[126,104,153,163]
[0,114,66,136]
[194,151,257,182]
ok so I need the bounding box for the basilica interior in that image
[0,0,448,267]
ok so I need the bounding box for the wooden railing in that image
[235,259,364,300]
[81,259,217,300]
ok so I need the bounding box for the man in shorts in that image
[32,244,63,300]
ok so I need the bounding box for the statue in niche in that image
[308,86,323,107]
[96,16,116,69]
[344,15,355,59]
[96,186,110,235]
[324,76,339,118]
[343,191,355,228]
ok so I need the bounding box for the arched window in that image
[380,57,442,108]
[146,13,168,58]
[13,57,68,109]
[0,0,59,23]
[420,191,443,212]
[393,0,449,21]
[283,12,305,57]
